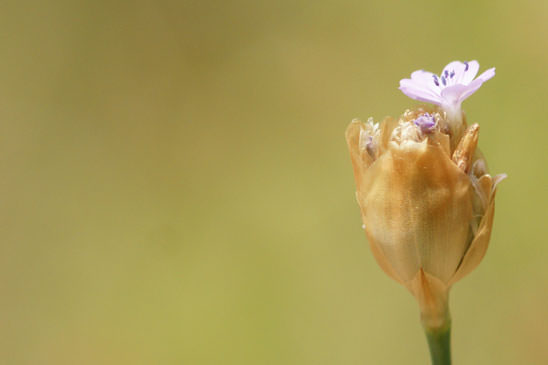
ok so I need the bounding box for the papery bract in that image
[346,106,504,328]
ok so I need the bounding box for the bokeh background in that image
[1,0,547,364]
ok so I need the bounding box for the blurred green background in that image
[1,0,547,364]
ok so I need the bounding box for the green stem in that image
[424,323,451,365]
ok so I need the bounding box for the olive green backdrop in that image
[1,0,546,364]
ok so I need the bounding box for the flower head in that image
[399,60,495,122]
[346,105,505,329]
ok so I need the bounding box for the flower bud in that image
[346,106,505,329]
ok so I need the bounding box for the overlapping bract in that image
[346,106,504,328]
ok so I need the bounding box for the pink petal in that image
[440,84,469,106]
[456,78,485,102]
[399,85,443,105]
[411,70,438,88]
[442,61,467,84]
[400,78,440,98]
[461,60,480,84]
[400,79,440,99]
[476,67,496,82]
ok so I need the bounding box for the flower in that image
[399,60,495,126]
[413,112,436,134]
[346,105,505,329]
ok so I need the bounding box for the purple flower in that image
[413,113,436,134]
[399,61,495,112]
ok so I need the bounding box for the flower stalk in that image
[424,321,452,365]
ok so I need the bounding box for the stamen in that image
[464,61,469,71]
[450,70,455,78]
[444,70,449,78]
[432,75,439,86]
[441,76,447,86]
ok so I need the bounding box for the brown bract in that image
[346,106,503,329]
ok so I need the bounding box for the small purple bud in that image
[464,61,469,71]
[413,113,436,134]
[366,136,377,158]
[441,76,447,86]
